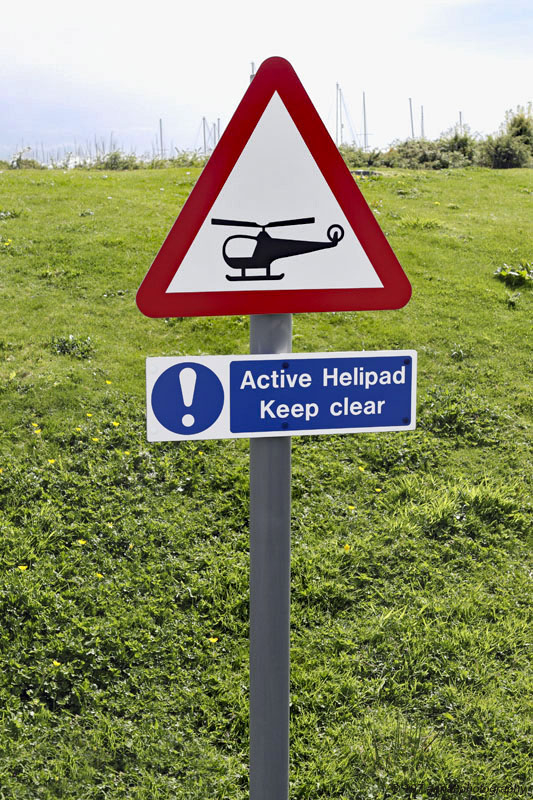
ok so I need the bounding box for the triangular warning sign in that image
[136,57,411,318]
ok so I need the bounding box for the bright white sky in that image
[2,0,532,160]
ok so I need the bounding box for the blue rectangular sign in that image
[230,354,414,435]
[146,351,417,441]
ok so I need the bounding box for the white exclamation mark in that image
[179,367,197,427]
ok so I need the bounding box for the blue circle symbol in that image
[151,363,225,435]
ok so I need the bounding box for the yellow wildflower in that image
[75,427,82,432]
[105,380,112,385]
[124,450,130,455]
[18,565,28,571]
[77,539,87,545]
[112,421,119,427]
[208,637,218,643]
[375,488,382,493]
[48,459,56,464]
[347,505,355,510]
[31,422,39,427]
[52,660,61,667]
[96,573,103,579]
[91,437,99,442]
[358,465,365,472]
[86,413,93,418]
[344,544,351,552]
[34,428,42,434]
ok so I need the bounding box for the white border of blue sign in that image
[146,350,417,442]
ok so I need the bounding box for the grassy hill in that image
[0,166,531,799]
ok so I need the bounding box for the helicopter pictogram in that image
[211,217,345,281]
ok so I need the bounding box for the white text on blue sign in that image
[146,351,417,442]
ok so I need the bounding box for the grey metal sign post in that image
[249,313,292,800]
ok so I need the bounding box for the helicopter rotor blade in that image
[212,216,316,229]
[211,218,260,228]
[265,217,315,228]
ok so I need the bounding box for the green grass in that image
[0,166,532,799]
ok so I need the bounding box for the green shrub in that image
[380,139,470,170]
[506,291,522,309]
[494,260,533,287]
[477,134,531,168]
[339,145,383,169]
[437,128,478,163]
[0,208,22,220]
[9,147,43,169]
[17,158,43,169]
[49,334,94,359]
[338,112,532,171]
[504,104,533,151]
[171,150,209,168]
[94,151,140,170]
[10,157,43,169]
[146,157,169,169]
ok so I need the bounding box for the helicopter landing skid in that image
[226,272,285,281]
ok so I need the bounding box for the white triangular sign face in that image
[136,57,410,318]
[166,93,383,294]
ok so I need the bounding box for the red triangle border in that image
[136,57,411,318]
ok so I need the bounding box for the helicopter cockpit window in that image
[225,237,258,258]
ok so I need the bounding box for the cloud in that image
[2,0,531,155]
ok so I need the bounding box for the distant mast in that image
[363,91,368,151]
[335,83,339,145]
